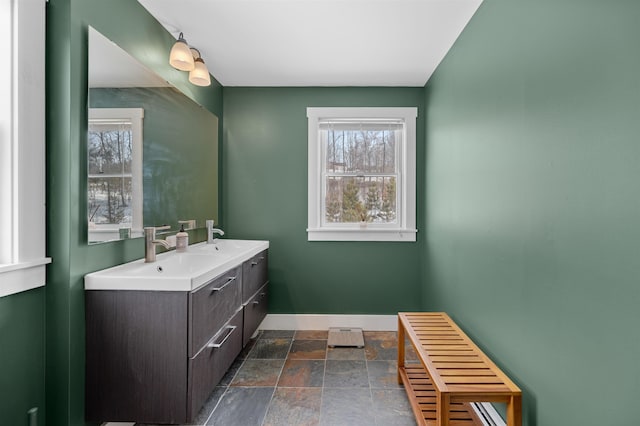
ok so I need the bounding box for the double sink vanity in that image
[84,238,269,424]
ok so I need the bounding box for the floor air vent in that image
[327,327,365,348]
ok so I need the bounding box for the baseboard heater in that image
[471,402,506,426]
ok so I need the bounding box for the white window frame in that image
[307,107,417,242]
[87,108,144,243]
[0,0,50,298]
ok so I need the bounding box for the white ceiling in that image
[137,0,482,87]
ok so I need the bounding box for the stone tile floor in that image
[165,329,419,426]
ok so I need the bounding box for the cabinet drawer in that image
[243,283,268,347]
[242,250,268,303]
[190,265,242,356]
[188,310,243,421]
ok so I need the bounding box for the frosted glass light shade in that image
[189,58,211,86]
[169,38,195,71]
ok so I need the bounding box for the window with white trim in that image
[87,108,144,243]
[307,107,417,242]
[0,0,49,298]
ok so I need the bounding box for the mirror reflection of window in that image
[88,108,143,243]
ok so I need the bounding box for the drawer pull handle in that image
[251,256,265,267]
[207,325,237,349]
[211,276,236,292]
[252,293,266,305]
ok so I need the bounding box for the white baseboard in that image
[258,314,397,331]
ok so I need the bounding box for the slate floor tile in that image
[230,359,284,387]
[363,331,397,341]
[294,330,329,340]
[288,339,327,360]
[248,338,291,359]
[364,336,398,361]
[277,359,325,388]
[404,342,419,361]
[371,388,416,426]
[324,360,369,388]
[326,347,366,360]
[319,388,375,426]
[368,360,403,389]
[169,330,416,426]
[207,387,274,426]
[263,387,322,426]
[261,329,295,339]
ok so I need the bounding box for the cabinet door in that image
[190,265,242,356]
[242,250,268,303]
[86,290,188,424]
[188,310,243,420]
[243,283,268,346]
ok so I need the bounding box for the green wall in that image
[90,87,218,228]
[0,288,46,426]
[223,87,424,314]
[423,1,640,424]
[45,0,223,424]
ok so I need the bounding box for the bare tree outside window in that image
[322,124,399,224]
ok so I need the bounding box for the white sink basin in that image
[84,239,269,292]
[188,239,264,254]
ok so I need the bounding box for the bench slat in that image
[398,312,522,426]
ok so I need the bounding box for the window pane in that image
[325,176,396,224]
[88,176,133,225]
[88,121,133,175]
[323,128,397,174]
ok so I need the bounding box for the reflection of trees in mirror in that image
[88,121,133,225]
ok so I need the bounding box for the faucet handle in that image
[144,225,171,240]
[144,225,170,233]
[178,219,196,230]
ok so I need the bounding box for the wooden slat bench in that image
[398,312,521,426]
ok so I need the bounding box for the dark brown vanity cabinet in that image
[85,253,268,424]
[242,250,269,346]
[244,283,268,345]
[242,250,268,302]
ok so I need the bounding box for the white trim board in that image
[258,314,397,331]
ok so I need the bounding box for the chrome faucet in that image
[144,226,171,263]
[206,220,225,244]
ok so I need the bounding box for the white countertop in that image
[84,239,269,292]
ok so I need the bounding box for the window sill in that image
[307,228,417,242]
[0,257,51,298]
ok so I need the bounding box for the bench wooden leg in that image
[436,392,450,426]
[397,316,405,384]
[506,394,522,426]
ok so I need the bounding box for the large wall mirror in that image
[88,27,218,244]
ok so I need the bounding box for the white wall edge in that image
[258,314,398,331]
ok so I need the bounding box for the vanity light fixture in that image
[188,48,211,87]
[169,32,195,71]
[169,32,211,87]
